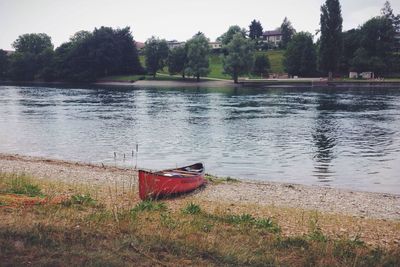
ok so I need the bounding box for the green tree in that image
[340,29,361,73]
[54,26,143,82]
[252,54,270,77]
[9,33,54,81]
[12,33,53,54]
[217,25,247,45]
[144,37,169,78]
[168,46,187,78]
[319,0,343,79]
[0,50,9,80]
[280,17,296,49]
[185,33,210,82]
[284,32,317,77]
[249,20,263,40]
[381,1,400,32]
[223,33,255,83]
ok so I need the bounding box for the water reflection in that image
[1,85,400,193]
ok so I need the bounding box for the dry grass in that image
[0,172,399,266]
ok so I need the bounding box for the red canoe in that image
[138,163,206,200]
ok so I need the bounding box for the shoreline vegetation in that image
[1,153,399,266]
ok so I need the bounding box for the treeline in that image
[0,1,399,82]
[0,27,143,82]
[283,0,400,78]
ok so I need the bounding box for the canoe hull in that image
[138,163,205,200]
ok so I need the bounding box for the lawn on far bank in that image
[116,50,285,82]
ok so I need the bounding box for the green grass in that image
[106,50,285,82]
[0,173,43,197]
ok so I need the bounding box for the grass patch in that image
[182,202,201,215]
[62,194,96,207]
[131,200,167,213]
[0,173,43,197]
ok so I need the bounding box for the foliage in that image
[222,33,255,83]
[185,32,211,81]
[62,194,96,207]
[8,33,54,81]
[249,19,263,40]
[339,29,362,73]
[144,37,169,77]
[131,200,167,212]
[182,202,201,215]
[280,17,296,49]
[167,46,187,78]
[53,26,142,82]
[3,174,42,197]
[252,54,271,77]
[284,32,317,77]
[319,0,343,77]
[381,1,400,32]
[12,33,53,54]
[0,50,9,79]
[217,25,247,45]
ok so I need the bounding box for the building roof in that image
[263,30,282,37]
[135,41,145,50]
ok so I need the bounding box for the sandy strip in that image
[1,153,399,221]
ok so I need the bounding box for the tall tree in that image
[381,1,400,32]
[249,20,263,40]
[252,54,270,77]
[283,32,317,77]
[223,33,255,83]
[0,50,9,80]
[144,37,169,78]
[9,33,54,81]
[168,46,187,78]
[319,0,343,79]
[185,33,210,82]
[217,25,247,45]
[280,17,296,49]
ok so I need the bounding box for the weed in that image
[0,201,7,207]
[182,202,201,215]
[277,236,309,249]
[226,213,256,224]
[160,212,178,229]
[131,200,167,213]
[4,174,43,197]
[255,218,281,233]
[62,194,96,207]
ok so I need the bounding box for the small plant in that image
[160,212,178,229]
[131,200,167,213]
[0,201,7,207]
[182,202,201,215]
[226,213,256,224]
[6,175,43,197]
[62,194,96,207]
[307,215,328,242]
[255,218,281,233]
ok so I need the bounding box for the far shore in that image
[3,78,400,89]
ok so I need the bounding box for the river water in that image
[0,84,399,194]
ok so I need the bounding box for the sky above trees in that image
[0,0,399,50]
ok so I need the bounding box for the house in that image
[209,41,222,51]
[166,40,185,50]
[135,41,145,50]
[262,29,282,48]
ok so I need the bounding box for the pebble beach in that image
[1,153,399,221]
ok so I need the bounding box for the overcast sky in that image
[0,0,399,50]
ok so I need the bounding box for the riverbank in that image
[3,78,400,89]
[1,154,399,266]
[1,153,399,220]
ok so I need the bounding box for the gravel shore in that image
[1,153,399,221]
